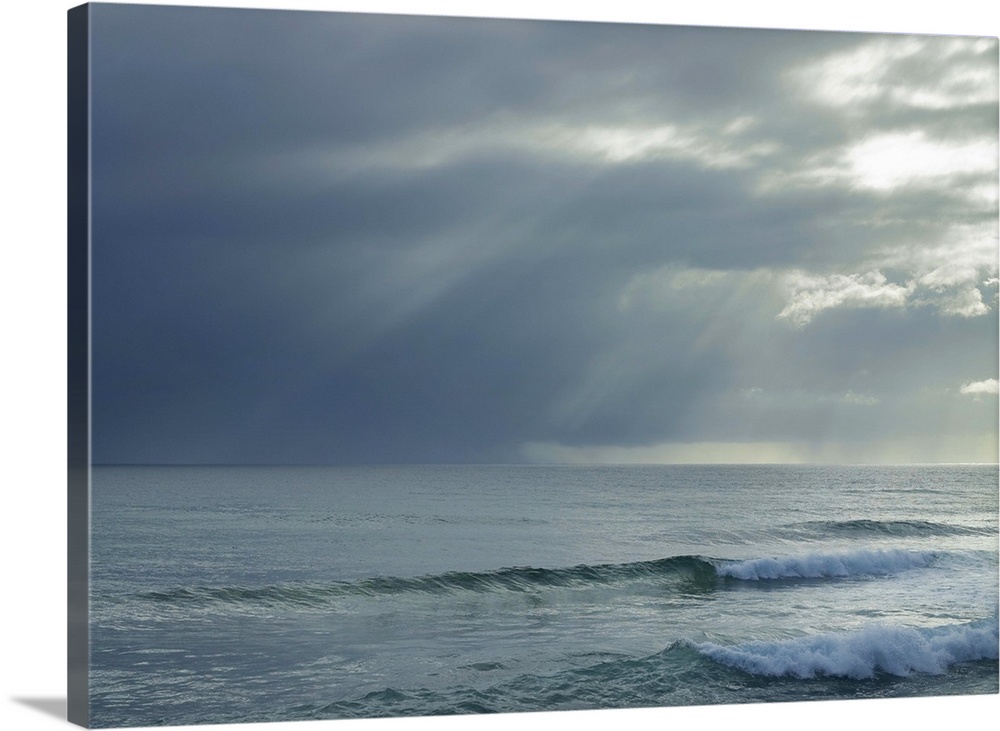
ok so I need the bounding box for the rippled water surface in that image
[89,464,999,727]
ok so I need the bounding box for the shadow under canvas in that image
[13,697,67,721]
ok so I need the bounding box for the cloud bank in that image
[88,6,998,464]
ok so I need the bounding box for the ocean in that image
[87,464,999,727]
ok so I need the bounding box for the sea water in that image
[87,464,999,727]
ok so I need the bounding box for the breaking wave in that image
[299,619,999,720]
[715,548,936,580]
[695,618,999,679]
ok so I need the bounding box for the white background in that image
[1,2,997,730]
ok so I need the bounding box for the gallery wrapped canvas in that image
[67,2,999,728]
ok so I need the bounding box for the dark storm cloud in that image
[88,4,998,464]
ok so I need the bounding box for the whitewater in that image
[88,464,999,726]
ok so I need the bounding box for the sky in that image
[88,2,999,465]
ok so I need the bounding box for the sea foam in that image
[715,548,935,580]
[695,619,999,679]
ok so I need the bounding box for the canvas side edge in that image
[67,4,91,728]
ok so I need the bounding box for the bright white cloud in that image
[779,222,999,326]
[960,379,999,395]
[778,270,911,326]
[763,131,998,197]
[794,36,926,109]
[621,257,996,329]
[767,36,998,206]
[840,132,997,191]
[922,284,991,318]
[877,226,999,318]
[792,36,998,113]
[777,266,996,325]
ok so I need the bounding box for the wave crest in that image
[136,549,938,608]
[794,519,992,538]
[138,555,718,606]
[695,619,999,679]
[715,549,936,580]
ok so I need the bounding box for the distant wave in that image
[694,618,999,679]
[137,549,937,608]
[137,555,718,606]
[791,519,993,538]
[713,548,936,580]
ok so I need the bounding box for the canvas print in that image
[68,2,999,728]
